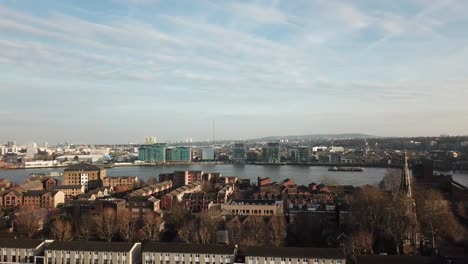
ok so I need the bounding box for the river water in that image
[0,164,467,187]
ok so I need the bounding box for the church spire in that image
[400,150,412,197]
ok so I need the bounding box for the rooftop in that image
[46,241,135,252]
[50,185,82,189]
[240,247,344,259]
[23,190,58,196]
[355,256,439,264]
[0,238,44,249]
[64,164,102,172]
[142,242,235,254]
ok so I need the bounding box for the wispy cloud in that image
[0,0,467,142]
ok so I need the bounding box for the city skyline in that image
[1,0,468,144]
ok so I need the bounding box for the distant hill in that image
[250,133,378,142]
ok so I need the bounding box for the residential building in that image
[138,143,168,162]
[201,146,215,161]
[262,143,280,163]
[61,199,126,223]
[161,182,202,210]
[63,164,107,190]
[127,181,173,198]
[142,242,236,264]
[17,180,44,192]
[50,185,85,200]
[246,150,260,162]
[182,192,220,213]
[221,199,284,216]
[240,246,345,264]
[25,175,59,189]
[0,190,22,207]
[329,153,342,164]
[126,196,161,220]
[233,143,246,163]
[166,147,192,162]
[78,187,113,200]
[159,171,203,187]
[0,239,47,263]
[22,190,65,209]
[297,146,310,163]
[145,136,157,144]
[45,241,141,264]
[103,176,138,190]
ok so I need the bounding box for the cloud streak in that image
[0,0,467,143]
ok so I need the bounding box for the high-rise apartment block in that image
[166,147,192,162]
[145,136,157,144]
[262,143,280,163]
[297,146,310,163]
[138,143,168,162]
[233,143,246,163]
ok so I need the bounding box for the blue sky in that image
[0,0,467,144]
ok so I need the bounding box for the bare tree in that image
[178,218,199,243]
[381,194,417,255]
[269,216,287,247]
[142,212,164,241]
[198,211,222,244]
[95,208,117,242]
[50,217,74,241]
[165,202,190,229]
[346,230,374,255]
[117,209,138,242]
[242,216,266,246]
[415,188,465,255]
[227,218,242,245]
[378,169,401,192]
[347,185,385,232]
[78,215,94,241]
[14,207,43,239]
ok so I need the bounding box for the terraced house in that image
[0,239,47,263]
[45,241,141,264]
[142,243,236,264]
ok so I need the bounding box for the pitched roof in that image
[50,185,82,190]
[240,247,345,259]
[0,238,44,249]
[142,242,235,254]
[23,190,57,197]
[46,241,136,252]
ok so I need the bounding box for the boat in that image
[328,166,364,172]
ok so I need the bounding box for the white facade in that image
[81,174,89,190]
[25,160,58,168]
[145,137,157,144]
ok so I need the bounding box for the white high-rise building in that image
[145,136,157,144]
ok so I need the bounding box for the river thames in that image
[1,164,467,187]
